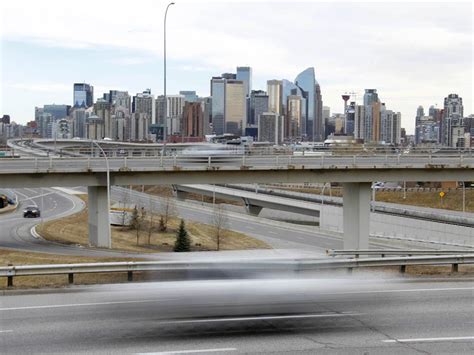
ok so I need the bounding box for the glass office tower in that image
[210,77,226,135]
[295,67,323,141]
[73,83,94,108]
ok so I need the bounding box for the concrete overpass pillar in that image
[242,198,263,216]
[342,182,371,250]
[88,186,111,248]
[172,185,186,200]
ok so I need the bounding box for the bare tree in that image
[131,205,146,245]
[160,195,177,232]
[147,196,155,245]
[212,204,228,251]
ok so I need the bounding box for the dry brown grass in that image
[36,195,269,253]
[280,187,474,212]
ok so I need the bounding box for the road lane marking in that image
[0,299,161,311]
[136,348,237,354]
[158,312,362,324]
[332,287,474,295]
[0,330,13,333]
[383,336,474,343]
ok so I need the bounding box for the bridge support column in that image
[88,186,111,248]
[242,198,263,216]
[172,185,186,200]
[342,182,371,250]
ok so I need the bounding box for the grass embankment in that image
[0,249,140,289]
[280,187,474,212]
[36,195,269,253]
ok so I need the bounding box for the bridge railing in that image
[0,152,473,173]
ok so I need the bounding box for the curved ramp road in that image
[0,188,132,257]
[0,278,472,354]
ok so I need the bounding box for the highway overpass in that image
[0,153,472,249]
[173,184,321,217]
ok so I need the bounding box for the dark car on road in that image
[23,206,41,218]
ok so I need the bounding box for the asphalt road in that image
[0,185,441,257]
[0,187,135,257]
[1,278,472,354]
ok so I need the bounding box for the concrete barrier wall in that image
[321,205,473,247]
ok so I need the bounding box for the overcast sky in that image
[0,0,472,134]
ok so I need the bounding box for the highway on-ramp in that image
[0,278,472,354]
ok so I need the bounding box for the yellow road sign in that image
[439,191,445,198]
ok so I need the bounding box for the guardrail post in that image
[347,267,353,274]
[353,155,356,165]
[128,271,133,282]
[322,155,325,167]
[49,156,53,169]
[397,155,400,165]
[124,156,128,169]
[451,263,458,273]
[399,265,406,273]
[87,157,90,169]
[173,155,177,167]
[208,156,211,168]
[276,155,279,166]
[242,155,246,166]
[160,154,164,168]
[35,158,38,169]
[68,273,74,284]
[7,275,13,287]
[460,155,463,165]
[429,155,432,164]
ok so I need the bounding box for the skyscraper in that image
[236,67,252,97]
[442,94,464,146]
[224,80,246,135]
[362,89,380,142]
[267,80,283,116]
[287,95,302,139]
[249,90,269,126]
[210,77,226,135]
[132,89,155,124]
[93,99,112,139]
[415,105,424,144]
[182,102,204,138]
[73,83,94,108]
[258,112,284,144]
[294,67,323,141]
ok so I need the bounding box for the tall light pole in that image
[163,2,175,147]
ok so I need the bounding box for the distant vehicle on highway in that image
[23,206,41,218]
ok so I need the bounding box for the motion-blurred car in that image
[23,206,41,218]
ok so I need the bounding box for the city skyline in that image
[0,0,472,133]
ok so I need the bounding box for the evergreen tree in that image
[158,215,167,232]
[174,219,191,252]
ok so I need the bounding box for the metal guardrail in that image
[1,255,473,287]
[327,249,474,257]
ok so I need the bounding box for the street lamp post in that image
[163,2,175,148]
[91,140,111,247]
